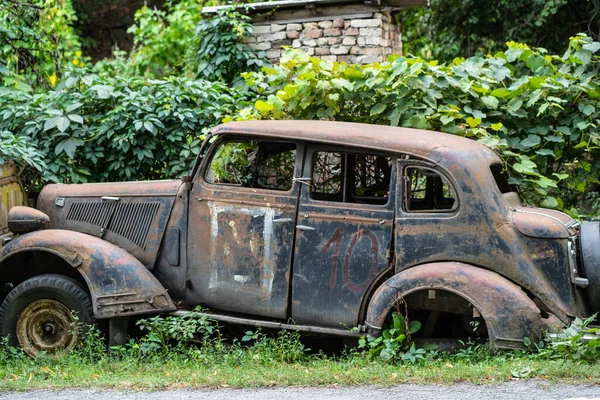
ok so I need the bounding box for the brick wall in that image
[243,11,401,64]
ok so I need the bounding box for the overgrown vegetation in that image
[237,36,600,216]
[0,70,250,187]
[0,0,82,90]
[1,1,599,216]
[0,310,599,389]
[398,0,600,61]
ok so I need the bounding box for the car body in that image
[1,120,599,355]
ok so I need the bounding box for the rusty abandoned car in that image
[1,120,599,356]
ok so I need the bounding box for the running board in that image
[169,310,361,338]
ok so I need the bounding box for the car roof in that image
[212,120,499,164]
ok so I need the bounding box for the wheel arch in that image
[0,229,176,319]
[364,262,564,349]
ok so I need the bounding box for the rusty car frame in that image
[1,120,599,356]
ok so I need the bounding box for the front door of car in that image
[187,137,302,319]
[291,146,396,328]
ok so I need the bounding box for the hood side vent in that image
[66,201,160,249]
[66,201,115,227]
[108,202,160,249]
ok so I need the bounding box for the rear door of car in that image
[291,145,396,328]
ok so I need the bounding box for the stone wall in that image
[243,11,401,64]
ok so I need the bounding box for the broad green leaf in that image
[526,54,545,71]
[92,84,115,99]
[440,115,454,125]
[408,320,422,334]
[316,81,330,91]
[578,103,595,116]
[481,96,499,109]
[520,134,541,148]
[508,98,523,113]
[574,49,592,64]
[143,121,155,134]
[466,117,481,128]
[490,88,511,99]
[540,196,559,209]
[43,117,60,131]
[67,114,83,124]
[255,100,274,114]
[56,116,70,132]
[526,89,542,107]
[55,139,83,158]
[66,103,83,113]
[582,42,600,53]
[370,103,387,116]
[513,157,538,175]
[331,78,354,91]
[536,149,555,157]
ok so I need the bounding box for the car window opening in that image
[404,167,456,212]
[206,140,297,191]
[311,152,392,205]
[490,164,517,194]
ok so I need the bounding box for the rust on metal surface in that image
[0,229,177,318]
[16,299,77,357]
[0,121,593,352]
[37,180,182,269]
[7,206,49,234]
[365,262,564,348]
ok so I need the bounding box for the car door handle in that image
[272,218,293,223]
[296,225,315,231]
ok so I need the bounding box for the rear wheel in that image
[0,274,94,357]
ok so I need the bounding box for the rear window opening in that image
[404,167,457,212]
[490,164,517,194]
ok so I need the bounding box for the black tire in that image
[0,274,94,357]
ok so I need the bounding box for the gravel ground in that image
[1,381,600,400]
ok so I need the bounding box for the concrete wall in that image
[243,11,401,64]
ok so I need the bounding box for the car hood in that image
[37,180,183,268]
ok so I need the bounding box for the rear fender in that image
[0,229,176,319]
[365,262,563,349]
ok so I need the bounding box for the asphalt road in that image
[2,381,600,400]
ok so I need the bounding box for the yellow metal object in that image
[0,162,26,240]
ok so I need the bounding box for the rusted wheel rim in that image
[16,299,77,357]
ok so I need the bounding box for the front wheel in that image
[0,274,94,357]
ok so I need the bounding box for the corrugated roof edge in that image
[202,0,426,14]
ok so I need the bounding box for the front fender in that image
[365,262,563,349]
[0,229,176,319]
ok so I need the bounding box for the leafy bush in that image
[96,3,267,84]
[236,35,600,216]
[537,314,600,362]
[117,0,205,78]
[241,328,309,364]
[397,0,599,61]
[358,311,434,364]
[192,8,267,84]
[132,309,220,358]
[0,68,252,189]
[0,130,45,173]
[0,0,82,90]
